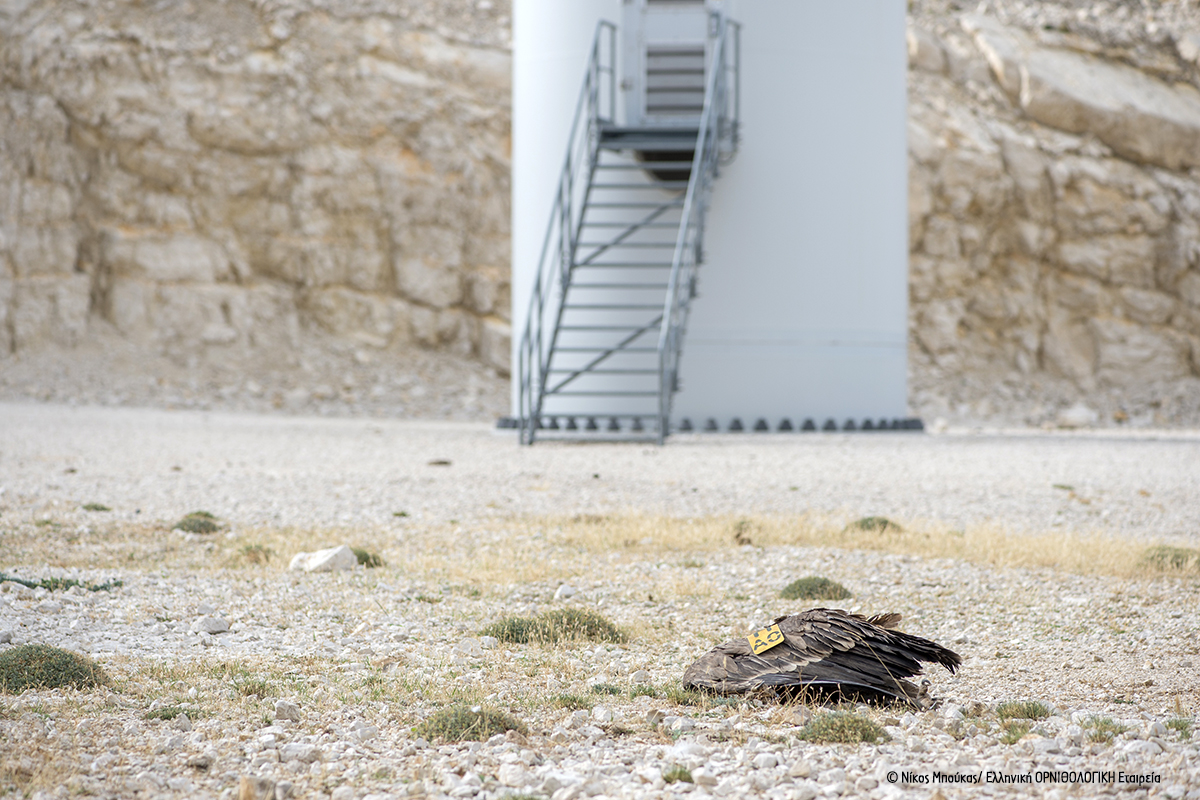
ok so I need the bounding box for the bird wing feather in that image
[682,608,961,699]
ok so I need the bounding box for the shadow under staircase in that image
[517,16,741,444]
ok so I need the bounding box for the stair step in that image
[571,263,675,268]
[545,390,660,397]
[585,201,684,209]
[595,162,696,169]
[562,304,665,310]
[576,242,677,248]
[554,346,658,353]
[570,283,670,289]
[591,182,690,190]
[558,325,658,331]
[547,369,658,374]
[581,222,679,229]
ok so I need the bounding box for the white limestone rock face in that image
[907,7,1200,426]
[288,545,357,573]
[0,0,511,369]
[966,15,1200,171]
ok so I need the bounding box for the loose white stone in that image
[553,584,576,600]
[0,630,11,643]
[592,705,615,723]
[752,752,778,769]
[480,636,499,650]
[351,720,379,741]
[498,762,528,786]
[191,616,229,634]
[791,781,819,800]
[630,670,650,684]
[274,699,302,722]
[455,638,483,658]
[288,545,357,573]
[330,787,356,800]
[1125,740,1162,756]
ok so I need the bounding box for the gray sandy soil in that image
[1,402,1198,542]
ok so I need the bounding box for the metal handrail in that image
[656,15,741,443]
[518,21,616,444]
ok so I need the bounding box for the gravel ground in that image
[1,403,1199,800]
[1,403,1198,543]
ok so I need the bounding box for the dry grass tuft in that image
[481,608,626,645]
[780,576,852,601]
[0,645,108,693]
[4,505,1190,593]
[1083,716,1129,743]
[798,711,887,744]
[414,706,526,742]
[1140,545,1200,573]
[999,720,1032,744]
[145,705,199,721]
[236,543,274,565]
[539,513,1184,581]
[997,700,1051,720]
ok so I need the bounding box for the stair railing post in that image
[657,15,732,441]
[519,21,615,444]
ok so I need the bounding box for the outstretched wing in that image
[682,608,960,702]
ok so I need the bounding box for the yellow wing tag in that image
[748,624,785,655]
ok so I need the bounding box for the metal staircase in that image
[517,15,741,444]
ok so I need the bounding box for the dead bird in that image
[682,608,961,708]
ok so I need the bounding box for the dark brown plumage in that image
[682,608,961,708]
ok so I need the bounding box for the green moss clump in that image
[798,712,887,744]
[845,516,902,533]
[1140,545,1200,572]
[414,706,526,742]
[780,576,852,601]
[480,608,626,645]
[0,644,108,693]
[174,511,220,534]
[997,700,1051,720]
[351,547,385,568]
[82,503,111,512]
[662,765,693,784]
[591,683,622,695]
